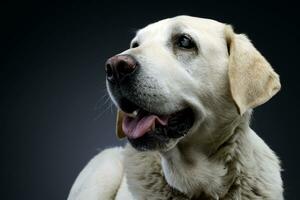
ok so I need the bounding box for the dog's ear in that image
[225,25,281,115]
[116,110,126,139]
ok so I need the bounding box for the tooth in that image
[127,110,139,118]
[133,110,138,117]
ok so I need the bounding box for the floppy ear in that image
[225,26,281,115]
[116,110,126,139]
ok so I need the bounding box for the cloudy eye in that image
[176,34,195,49]
[131,42,139,48]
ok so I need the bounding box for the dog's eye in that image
[131,42,139,48]
[177,35,195,49]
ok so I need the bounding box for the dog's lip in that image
[121,107,194,139]
[118,97,141,114]
[126,107,194,151]
[117,97,194,141]
[118,97,171,116]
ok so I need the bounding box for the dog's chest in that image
[123,145,190,200]
[122,146,219,200]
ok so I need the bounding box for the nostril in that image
[118,60,129,74]
[105,63,113,78]
[117,60,136,75]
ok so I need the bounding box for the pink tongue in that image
[122,113,169,139]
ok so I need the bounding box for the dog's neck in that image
[160,111,252,199]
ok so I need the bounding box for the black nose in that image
[105,55,137,83]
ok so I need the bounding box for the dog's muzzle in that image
[105,55,195,151]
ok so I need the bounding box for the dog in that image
[68,16,283,200]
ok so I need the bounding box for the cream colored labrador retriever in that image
[68,16,283,200]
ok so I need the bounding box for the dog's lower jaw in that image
[159,115,283,199]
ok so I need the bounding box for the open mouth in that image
[118,98,194,151]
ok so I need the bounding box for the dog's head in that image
[105,16,281,151]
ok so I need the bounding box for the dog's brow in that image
[134,29,143,38]
[169,22,190,36]
[130,38,138,46]
[131,30,142,44]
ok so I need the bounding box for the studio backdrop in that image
[1,1,299,199]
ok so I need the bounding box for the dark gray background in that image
[1,0,299,199]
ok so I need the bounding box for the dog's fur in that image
[68,16,283,199]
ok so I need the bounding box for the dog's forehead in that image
[135,16,225,41]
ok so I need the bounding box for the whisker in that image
[95,92,111,110]
[110,102,115,114]
[94,102,113,120]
